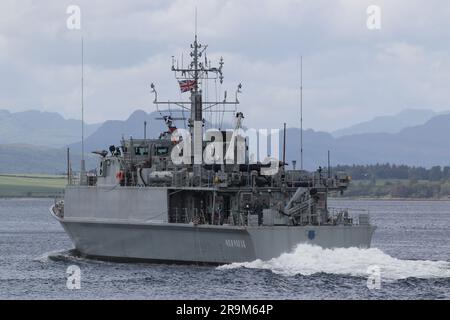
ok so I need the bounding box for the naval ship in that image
[51,34,376,264]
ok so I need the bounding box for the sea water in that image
[0,198,449,299]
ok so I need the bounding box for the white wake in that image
[218,244,450,280]
[34,249,100,264]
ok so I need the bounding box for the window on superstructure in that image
[156,146,169,156]
[134,147,149,156]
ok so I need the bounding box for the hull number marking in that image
[225,239,246,248]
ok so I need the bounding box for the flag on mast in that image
[178,79,196,93]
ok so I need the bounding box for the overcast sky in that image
[1,0,449,131]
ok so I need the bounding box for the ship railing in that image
[68,176,80,186]
[285,174,349,190]
[168,208,210,224]
[67,174,97,186]
[285,177,338,188]
[168,208,248,226]
[87,175,97,186]
[168,208,190,224]
[327,207,371,226]
[228,211,246,226]
[52,195,65,218]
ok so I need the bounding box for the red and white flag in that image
[178,80,196,93]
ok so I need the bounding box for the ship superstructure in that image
[51,34,375,264]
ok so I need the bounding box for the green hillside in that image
[0,174,66,197]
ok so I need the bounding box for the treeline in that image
[343,180,450,199]
[333,164,450,181]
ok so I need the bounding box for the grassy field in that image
[0,174,66,197]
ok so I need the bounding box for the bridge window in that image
[134,147,149,156]
[156,146,169,156]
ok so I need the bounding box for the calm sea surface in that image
[0,198,449,299]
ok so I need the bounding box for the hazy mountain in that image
[0,144,96,174]
[332,109,437,137]
[68,110,168,153]
[283,114,450,169]
[0,109,101,147]
[72,109,450,169]
[2,109,450,174]
[68,109,229,153]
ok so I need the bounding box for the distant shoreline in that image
[1,174,450,201]
[330,197,450,201]
[0,174,65,198]
[2,195,450,202]
[0,195,61,199]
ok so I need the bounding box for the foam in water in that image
[33,249,70,263]
[34,249,97,264]
[218,244,450,280]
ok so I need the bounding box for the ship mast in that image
[300,55,304,170]
[151,25,241,181]
[80,35,86,185]
[191,25,203,167]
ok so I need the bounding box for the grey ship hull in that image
[51,211,375,264]
[51,187,375,264]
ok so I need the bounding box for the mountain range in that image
[0,109,101,147]
[331,109,438,137]
[1,108,449,173]
[284,113,450,169]
[68,110,167,153]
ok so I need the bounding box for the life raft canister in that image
[116,170,125,181]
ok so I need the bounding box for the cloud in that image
[0,0,450,131]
